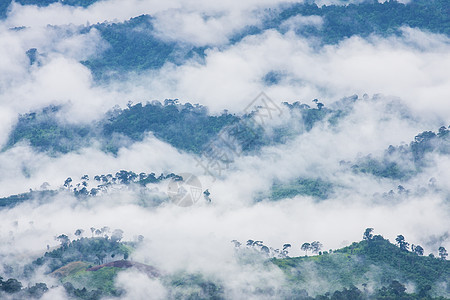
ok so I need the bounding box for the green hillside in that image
[3,232,449,299]
[273,235,450,298]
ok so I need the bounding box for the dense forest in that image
[0,0,100,18]
[2,0,447,77]
[3,99,335,155]
[88,0,450,76]
[352,125,450,180]
[273,0,450,42]
[273,231,449,297]
[81,15,205,80]
[2,98,448,206]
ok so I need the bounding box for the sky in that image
[0,0,448,298]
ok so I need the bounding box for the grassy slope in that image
[52,261,90,278]
[61,266,121,292]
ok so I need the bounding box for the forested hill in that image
[83,0,450,76]
[2,1,448,78]
[268,0,450,42]
[1,0,449,300]
[3,99,335,155]
[2,230,448,299]
[272,233,450,299]
[352,125,450,180]
[81,15,205,80]
[0,0,100,18]
[4,102,239,155]
[2,99,449,208]
[5,99,448,166]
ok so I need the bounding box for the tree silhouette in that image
[63,177,72,189]
[363,228,374,241]
[395,235,409,251]
[261,246,270,255]
[311,241,323,254]
[74,229,84,238]
[301,242,311,256]
[281,244,291,257]
[412,244,424,256]
[438,247,448,260]
[56,234,70,248]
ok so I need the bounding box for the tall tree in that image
[412,245,424,256]
[395,235,409,251]
[311,241,323,254]
[56,234,70,248]
[63,177,72,189]
[282,244,291,257]
[74,229,84,238]
[438,247,448,260]
[301,242,311,256]
[363,228,374,241]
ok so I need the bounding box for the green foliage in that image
[0,276,48,298]
[16,0,100,7]
[2,0,448,76]
[103,101,239,153]
[351,157,413,180]
[4,99,344,157]
[273,236,449,297]
[304,282,447,300]
[4,102,237,155]
[62,267,120,293]
[5,103,446,187]
[0,278,22,293]
[82,15,202,80]
[274,252,376,292]
[282,101,342,131]
[75,0,450,75]
[0,2,10,18]
[0,190,56,208]
[0,0,100,18]
[4,105,91,154]
[273,0,450,44]
[335,237,449,292]
[30,237,133,273]
[0,170,177,209]
[352,126,449,179]
[167,273,225,300]
[24,282,49,298]
[410,127,450,162]
[61,268,224,299]
[84,0,449,75]
[71,170,177,199]
[271,177,334,200]
[63,282,105,300]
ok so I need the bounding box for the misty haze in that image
[0,0,449,299]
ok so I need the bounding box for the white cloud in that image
[113,271,167,300]
[280,14,323,31]
[0,1,448,298]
